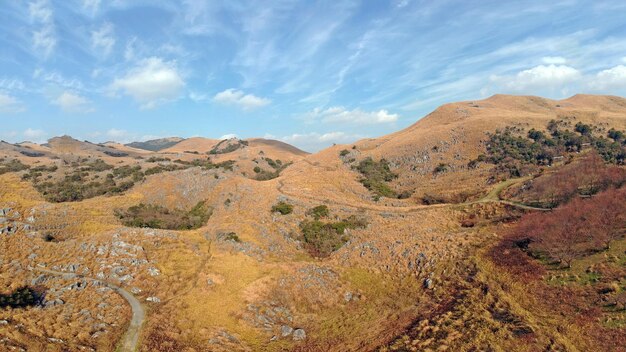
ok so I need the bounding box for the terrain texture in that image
[1,94,625,351]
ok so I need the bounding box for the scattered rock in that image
[292,329,306,341]
[280,325,293,337]
[423,278,433,289]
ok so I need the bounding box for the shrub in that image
[485,121,626,174]
[433,163,449,174]
[421,193,447,205]
[299,216,367,257]
[218,232,241,242]
[271,201,293,215]
[253,166,261,173]
[608,128,625,143]
[509,152,626,208]
[209,139,248,154]
[146,156,171,163]
[339,149,350,157]
[355,157,397,198]
[511,187,626,268]
[0,159,29,175]
[0,286,44,308]
[397,190,412,199]
[306,205,329,220]
[115,201,212,230]
[254,159,291,181]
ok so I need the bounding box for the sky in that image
[1,0,626,151]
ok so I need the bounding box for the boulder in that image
[292,329,306,341]
[280,325,293,337]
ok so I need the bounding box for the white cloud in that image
[189,91,209,102]
[396,0,410,8]
[279,131,364,152]
[305,106,399,124]
[489,64,581,95]
[0,131,19,141]
[83,0,101,15]
[542,56,567,64]
[124,37,138,61]
[110,57,185,109]
[52,91,94,113]
[29,0,53,22]
[92,22,115,57]
[0,79,26,91]
[106,128,128,139]
[213,89,271,110]
[23,128,46,143]
[29,0,56,58]
[0,92,26,113]
[589,65,626,91]
[220,133,238,139]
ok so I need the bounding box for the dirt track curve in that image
[31,267,144,352]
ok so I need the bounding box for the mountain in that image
[355,94,626,198]
[1,94,625,352]
[126,137,184,151]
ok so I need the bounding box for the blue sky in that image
[1,0,626,151]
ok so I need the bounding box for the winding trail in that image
[32,267,144,352]
[277,167,550,213]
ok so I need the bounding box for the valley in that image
[1,94,625,351]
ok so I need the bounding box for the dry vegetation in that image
[1,95,626,351]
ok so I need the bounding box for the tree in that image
[588,188,626,249]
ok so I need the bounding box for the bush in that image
[0,286,43,308]
[339,149,350,157]
[0,159,29,175]
[306,205,329,220]
[254,159,291,181]
[511,187,626,268]
[508,152,626,208]
[271,201,293,215]
[433,163,449,174]
[218,232,241,242]
[355,157,397,198]
[299,216,367,257]
[115,201,212,230]
[485,121,626,175]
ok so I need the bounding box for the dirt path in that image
[32,267,144,352]
[277,175,550,214]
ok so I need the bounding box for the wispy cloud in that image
[82,0,101,16]
[0,92,26,113]
[91,22,115,57]
[29,0,56,58]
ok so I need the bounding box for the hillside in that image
[0,94,624,352]
[357,94,626,199]
[126,137,185,152]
